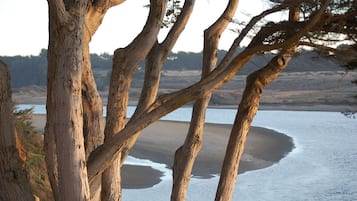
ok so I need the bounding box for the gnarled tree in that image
[43,0,357,201]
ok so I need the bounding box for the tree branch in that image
[299,41,341,53]
[86,0,331,184]
[47,0,70,24]
[247,0,331,53]
[86,48,255,183]
[217,3,290,74]
[109,0,126,8]
[160,0,196,52]
[92,0,125,12]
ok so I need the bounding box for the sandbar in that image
[30,114,294,189]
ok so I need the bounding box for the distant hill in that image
[0,48,344,89]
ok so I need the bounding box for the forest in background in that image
[0,49,344,90]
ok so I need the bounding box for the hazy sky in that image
[0,0,274,56]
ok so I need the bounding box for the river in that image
[18,104,357,201]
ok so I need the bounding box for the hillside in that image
[0,49,345,87]
[2,49,357,110]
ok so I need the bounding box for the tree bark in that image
[0,60,34,201]
[214,51,294,201]
[44,1,60,197]
[214,6,301,201]
[86,48,255,184]
[171,1,239,200]
[82,41,104,160]
[82,1,126,200]
[101,1,166,200]
[87,0,329,185]
[46,1,90,200]
[82,0,127,161]
[82,39,104,201]
[121,0,196,164]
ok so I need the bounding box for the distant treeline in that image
[0,49,342,89]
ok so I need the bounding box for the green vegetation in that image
[13,105,53,201]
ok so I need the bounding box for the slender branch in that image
[109,0,126,7]
[86,0,331,184]
[118,0,196,167]
[247,0,331,53]
[161,0,196,52]
[121,0,167,71]
[215,5,301,200]
[214,3,290,77]
[171,0,239,200]
[299,41,341,53]
[92,0,125,10]
[87,48,255,183]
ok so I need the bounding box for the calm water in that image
[19,105,357,201]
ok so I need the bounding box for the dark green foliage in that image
[1,49,346,91]
[162,0,182,28]
[0,49,47,87]
[13,104,34,133]
[0,50,113,89]
[90,52,112,70]
[13,104,53,201]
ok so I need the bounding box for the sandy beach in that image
[30,114,294,189]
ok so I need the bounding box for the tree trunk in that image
[44,13,59,199]
[171,1,239,200]
[86,48,255,184]
[46,1,90,200]
[82,42,104,159]
[0,60,34,201]
[101,52,130,200]
[101,1,166,200]
[121,0,196,164]
[214,6,301,201]
[86,0,327,183]
[214,52,293,201]
[82,2,126,200]
[82,0,127,161]
[82,35,104,201]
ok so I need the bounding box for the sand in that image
[30,114,294,189]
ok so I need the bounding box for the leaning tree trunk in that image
[46,1,90,200]
[44,11,59,199]
[82,0,127,162]
[101,1,166,200]
[86,46,256,184]
[0,60,34,201]
[214,51,294,201]
[120,0,196,164]
[171,1,239,200]
[81,1,126,200]
[82,41,104,160]
[214,7,301,201]
[82,34,104,201]
[86,0,327,189]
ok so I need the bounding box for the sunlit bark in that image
[214,6,304,201]
[46,1,90,200]
[120,0,196,163]
[214,50,295,201]
[41,0,346,200]
[101,1,167,200]
[87,0,330,188]
[87,48,255,183]
[82,1,126,200]
[171,0,239,200]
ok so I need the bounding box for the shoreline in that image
[30,114,294,189]
[15,98,357,112]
